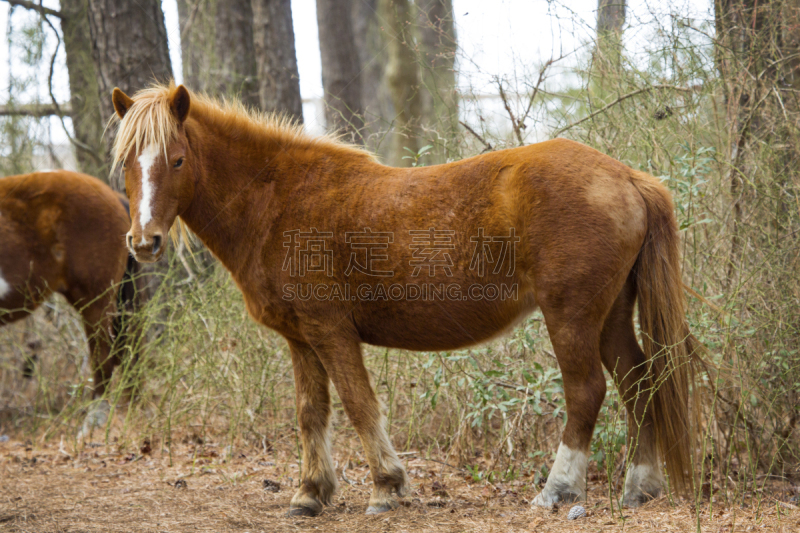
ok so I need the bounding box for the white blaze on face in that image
[137,144,160,243]
[0,267,12,300]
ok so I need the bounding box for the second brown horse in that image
[111,83,697,515]
[0,170,141,436]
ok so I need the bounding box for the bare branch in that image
[521,57,555,123]
[497,81,524,145]
[0,103,71,117]
[495,56,562,147]
[552,84,696,138]
[2,0,62,18]
[459,120,493,153]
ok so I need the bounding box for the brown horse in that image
[0,170,141,436]
[111,83,697,514]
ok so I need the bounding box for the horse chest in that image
[238,281,299,337]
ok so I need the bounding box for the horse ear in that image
[170,85,191,123]
[112,88,134,119]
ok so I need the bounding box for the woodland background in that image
[0,0,799,520]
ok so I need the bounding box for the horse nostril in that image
[126,234,133,250]
[152,234,162,255]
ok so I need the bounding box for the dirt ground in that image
[1,435,798,533]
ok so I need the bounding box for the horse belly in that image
[355,291,537,351]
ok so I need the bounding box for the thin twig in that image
[491,379,560,410]
[683,283,725,316]
[489,384,529,474]
[341,462,355,486]
[180,0,203,39]
[497,56,560,147]
[417,457,468,474]
[175,238,196,286]
[497,82,524,145]
[459,120,493,152]
[521,57,555,122]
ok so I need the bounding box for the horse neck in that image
[178,108,366,275]
[178,116,279,272]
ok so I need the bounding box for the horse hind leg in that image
[287,339,337,517]
[310,333,409,515]
[600,275,664,507]
[74,294,118,440]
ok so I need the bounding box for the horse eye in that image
[174,157,184,169]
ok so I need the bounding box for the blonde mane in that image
[110,82,374,251]
[111,82,373,170]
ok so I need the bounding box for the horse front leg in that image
[311,333,409,515]
[287,339,337,517]
[533,320,606,507]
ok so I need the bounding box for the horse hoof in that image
[623,490,658,508]
[532,489,581,508]
[77,400,111,441]
[366,504,396,515]
[287,506,320,517]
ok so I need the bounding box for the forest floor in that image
[1,433,798,533]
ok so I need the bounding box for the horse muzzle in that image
[127,231,163,263]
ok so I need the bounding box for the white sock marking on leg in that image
[624,463,664,498]
[532,442,588,507]
[547,442,588,494]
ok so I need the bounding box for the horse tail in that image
[630,171,698,494]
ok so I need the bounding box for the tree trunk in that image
[783,0,800,91]
[417,0,458,163]
[714,0,778,287]
[252,0,303,120]
[86,0,175,300]
[714,0,800,289]
[177,0,259,109]
[86,0,173,121]
[351,0,393,155]
[214,0,259,108]
[595,0,626,73]
[176,0,216,93]
[59,0,105,179]
[316,0,364,141]
[381,0,424,166]
[597,0,626,35]
[86,0,173,187]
